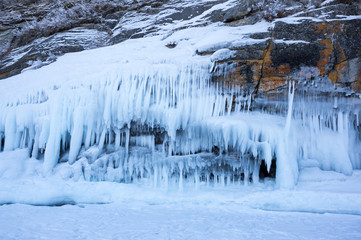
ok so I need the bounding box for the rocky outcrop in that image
[209,3,361,95]
[1,0,360,91]
[223,0,252,23]
[0,0,162,79]
[0,27,109,79]
[0,0,232,80]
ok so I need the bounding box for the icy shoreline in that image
[1,170,361,239]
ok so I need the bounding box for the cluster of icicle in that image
[292,95,361,173]
[0,61,360,190]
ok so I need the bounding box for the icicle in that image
[333,96,338,109]
[162,165,168,190]
[285,80,295,137]
[1,52,360,190]
[178,161,184,192]
[153,164,158,188]
[253,161,259,184]
[69,108,84,164]
[4,109,16,151]
[246,94,251,113]
[244,170,249,186]
[194,168,199,190]
[221,172,225,187]
[98,129,106,151]
[338,111,344,134]
[125,127,130,156]
[43,97,63,174]
[0,133,3,152]
[114,128,121,150]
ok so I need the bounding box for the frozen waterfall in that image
[0,40,360,190]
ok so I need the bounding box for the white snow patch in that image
[210,48,236,62]
[274,40,310,44]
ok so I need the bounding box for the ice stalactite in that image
[0,60,360,189]
[276,80,298,189]
[285,81,295,137]
[43,96,63,174]
[295,108,355,175]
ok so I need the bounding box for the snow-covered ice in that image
[1,199,360,240]
[0,144,361,238]
[0,169,361,239]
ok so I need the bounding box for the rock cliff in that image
[208,2,361,96]
[1,0,360,97]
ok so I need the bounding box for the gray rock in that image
[273,20,320,42]
[298,0,310,5]
[334,19,361,60]
[0,27,109,79]
[1,0,360,84]
[274,17,361,62]
[232,41,270,60]
[226,12,262,26]
[0,28,16,56]
[249,32,272,40]
[270,42,321,68]
[104,11,125,20]
[110,0,227,45]
[223,1,252,23]
[336,58,360,84]
[109,28,146,45]
[296,3,360,18]
[204,9,225,23]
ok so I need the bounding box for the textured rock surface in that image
[0,0,162,79]
[0,0,231,79]
[1,0,360,95]
[210,3,361,95]
[223,0,252,23]
[0,27,109,78]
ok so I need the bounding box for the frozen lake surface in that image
[1,169,361,240]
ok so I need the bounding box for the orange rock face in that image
[211,19,361,95]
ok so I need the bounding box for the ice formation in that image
[0,32,360,190]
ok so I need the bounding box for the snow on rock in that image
[210,48,236,62]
